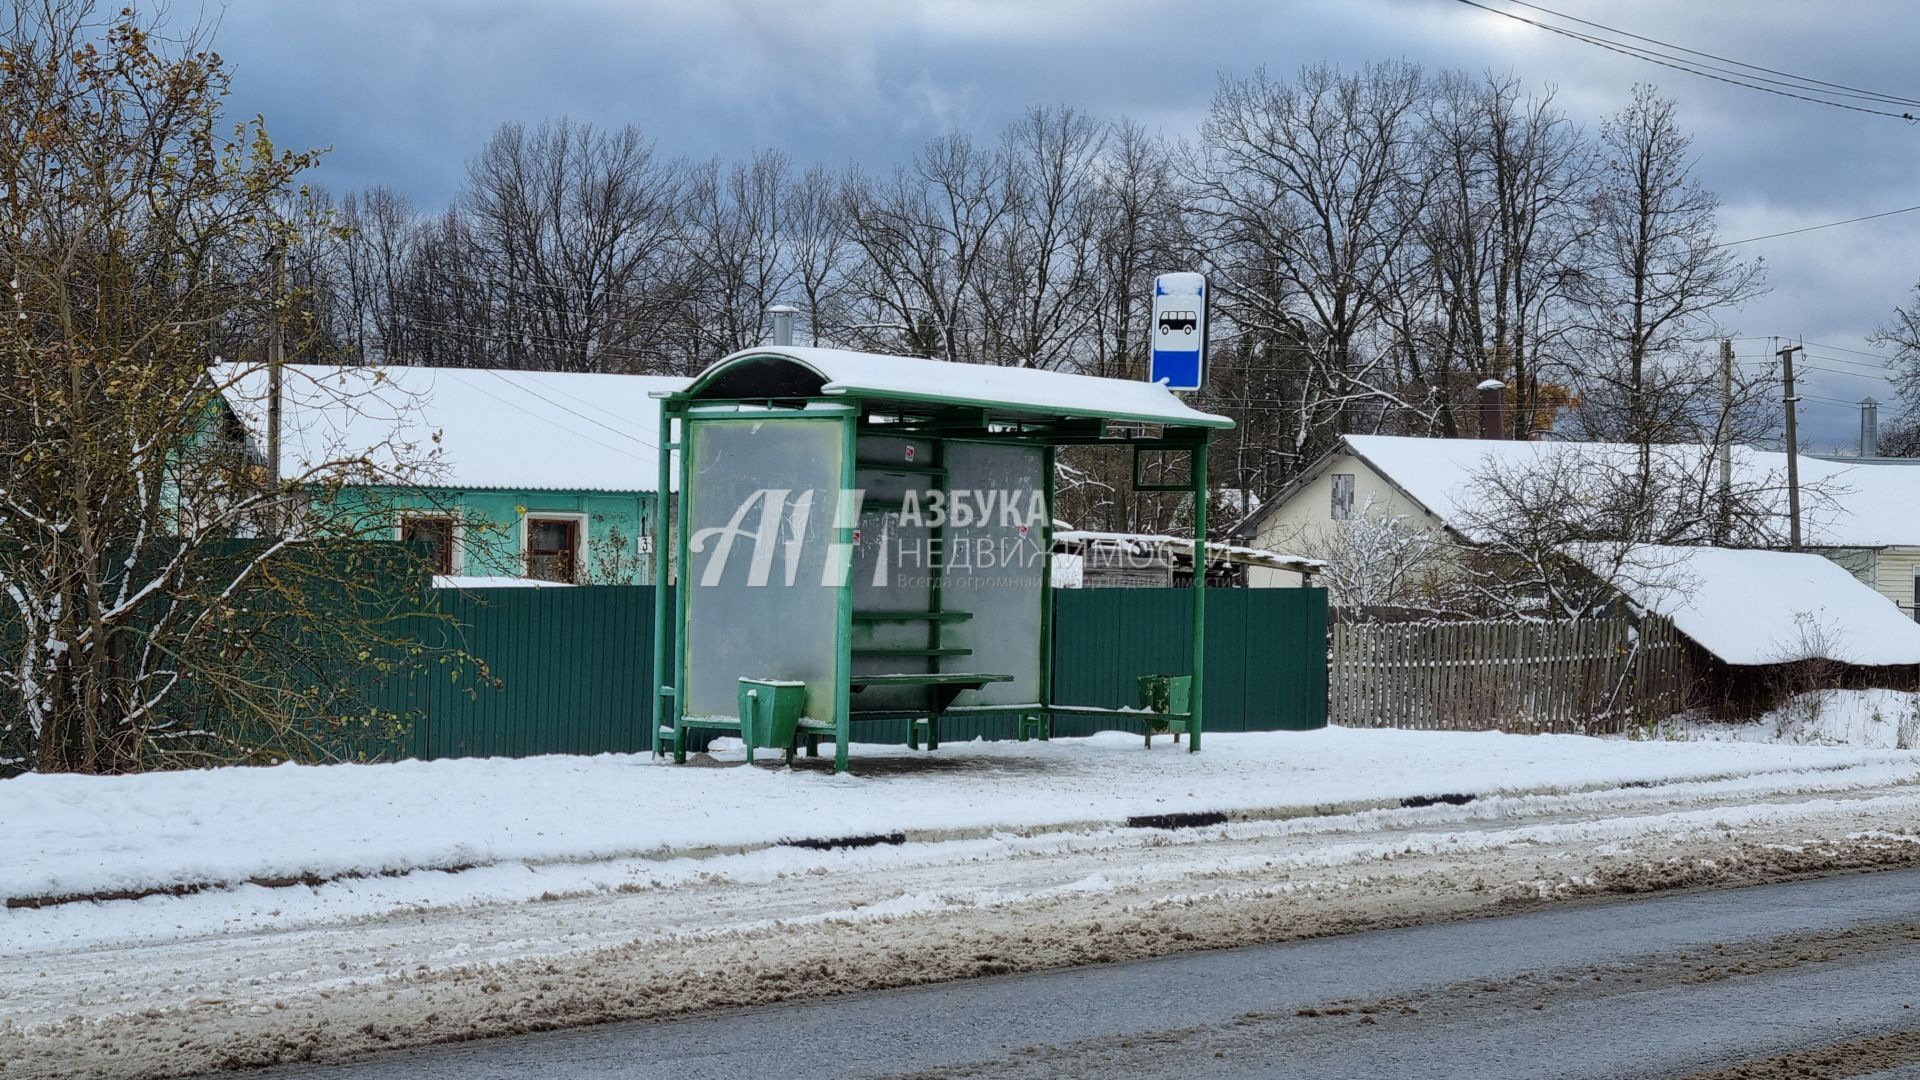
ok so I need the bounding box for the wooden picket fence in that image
[1330,615,1688,735]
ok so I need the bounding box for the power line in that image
[1804,351,1899,374]
[1454,0,1920,122]
[432,368,654,463]
[1715,204,1920,248]
[1801,364,1893,384]
[1499,0,1920,108]
[1802,338,1901,362]
[469,366,663,458]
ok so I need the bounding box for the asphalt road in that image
[258,868,1920,1080]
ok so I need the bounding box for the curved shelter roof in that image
[672,347,1233,430]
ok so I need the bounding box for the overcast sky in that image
[214,0,1920,449]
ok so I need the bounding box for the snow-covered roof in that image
[1340,435,1920,548]
[1053,530,1322,572]
[212,363,687,493]
[1588,544,1920,666]
[680,346,1233,429]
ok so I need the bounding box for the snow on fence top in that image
[1054,529,1322,572]
[681,346,1234,429]
[1588,543,1920,667]
[212,362,688,493]
[1345,434,1920,548]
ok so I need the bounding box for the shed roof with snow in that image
[1590,544,1920,666]
[212,362,687,492]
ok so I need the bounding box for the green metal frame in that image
[647,352,1222,772]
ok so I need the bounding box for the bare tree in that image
[1408,72,1595,438]
[679,149,798,360]
[1563,86,1766,448]
[840,133,1014,361]
[1192,62,1429,460]
[461,119,687,372]
[1871,282,1920,456]
[0,2,450,773]
[785,164,856,346]
[975,106,1105,370]
[1291,496,1451,611]
[1453,444,1794,617]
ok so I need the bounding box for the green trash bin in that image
[737,678,807,758]
[1137,674,1192,746]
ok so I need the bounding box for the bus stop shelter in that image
[650,346,1233,773]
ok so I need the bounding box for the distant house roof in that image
[675,346,1234,430]
[1243,434,1920,549]
[1584,544,1920,666]
[212,362,688,493]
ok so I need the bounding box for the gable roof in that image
[1586,544,1920,666]
[678,346,1234,430]
[1274,434,1920,549]
[212,362,688,493]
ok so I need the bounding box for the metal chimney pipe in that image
[768,303,798,347]
[1476,379,1507,440]
[1861,396,1880,458]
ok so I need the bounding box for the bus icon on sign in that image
[1149,272,1207,391]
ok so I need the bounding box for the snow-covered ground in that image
[1655,689,1920,749]
[7,728,1920,1079]
[5,727,1911,908]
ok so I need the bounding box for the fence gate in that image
[1329,616,1685,734]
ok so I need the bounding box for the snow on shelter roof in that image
[211,362,687,493]
[676,347,1234,429]
[1584,544,1920,667]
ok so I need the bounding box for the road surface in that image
[262,867,1920,1079]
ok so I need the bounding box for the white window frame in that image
[394,511,465,575]
[520,511,589,583]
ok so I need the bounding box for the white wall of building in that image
[1247,451,1447,556]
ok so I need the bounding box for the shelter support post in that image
[651,402,678,759]
[671,407,693,764]
[833,411,857,774]
[1189,440,1207,753]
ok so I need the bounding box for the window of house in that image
[526,516,582,583]
[399,515,456,575]
[1330,473,1355,521]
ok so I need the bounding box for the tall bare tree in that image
[1564,86,1765,448]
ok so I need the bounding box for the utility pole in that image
[267,243,285,527]
[1717,339,1733,544]
[1780,340,1804,550]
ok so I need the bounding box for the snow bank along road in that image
[4,731,1920,1077]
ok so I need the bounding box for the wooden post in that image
[1780,341,1806,550]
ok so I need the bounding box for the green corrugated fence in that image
[367,585,1327,760]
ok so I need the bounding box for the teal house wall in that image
[335,485,661,584]
[209,363,687,586]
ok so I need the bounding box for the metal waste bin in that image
[737,678,807,759]
[1137,674,1192,745]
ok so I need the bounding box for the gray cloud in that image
[215,0,1920,446]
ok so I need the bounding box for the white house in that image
[1234,434,1920,617]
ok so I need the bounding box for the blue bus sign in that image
[1150,272,1207,391]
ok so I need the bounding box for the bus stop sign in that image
[1150,272,1207,391]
